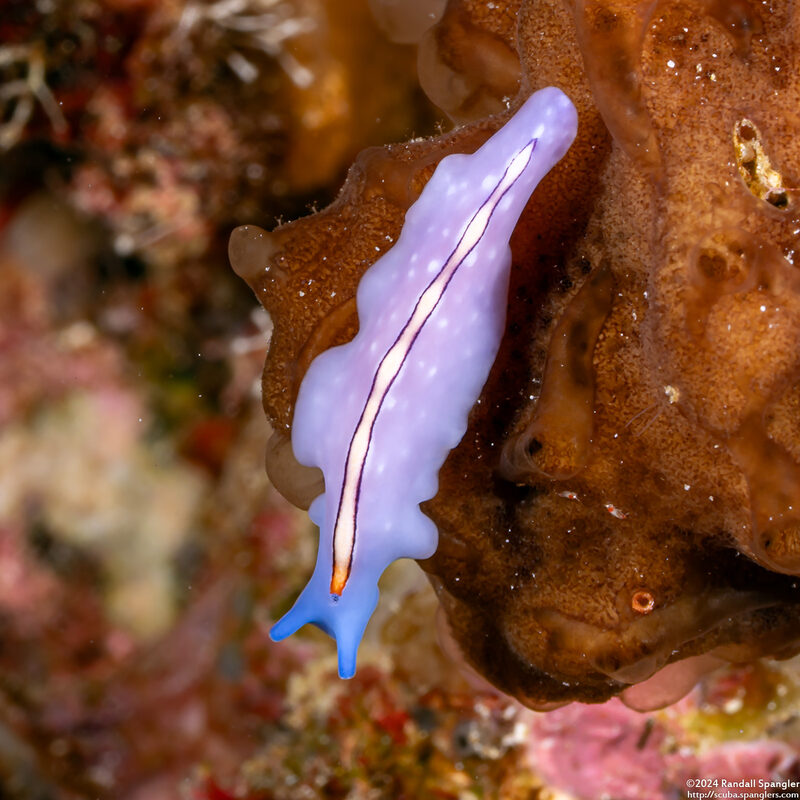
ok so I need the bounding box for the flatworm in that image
[270,86,578,678]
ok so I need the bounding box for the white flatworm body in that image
[270,87,579,677]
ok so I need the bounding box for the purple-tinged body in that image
[270,87,578,677]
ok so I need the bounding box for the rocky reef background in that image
[2,0,800,798]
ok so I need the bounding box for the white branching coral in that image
[0,43,67,150]
[174,0,318,87]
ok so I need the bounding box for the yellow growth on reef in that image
[733,118,792,210]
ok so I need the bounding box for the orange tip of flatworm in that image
[330,566,348,596]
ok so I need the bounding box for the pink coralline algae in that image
[526,696,800,800]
